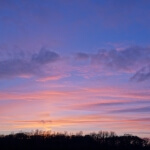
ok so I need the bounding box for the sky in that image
[0,0,150,137]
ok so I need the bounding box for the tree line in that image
[0,130,149,150]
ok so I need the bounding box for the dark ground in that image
[0,131,150,150]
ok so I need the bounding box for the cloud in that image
[13,115,150,131]
[72,46,150,82]
[75,52,89,61]
[16,120,52,124]
[1,87,150,103]
[131,118,150,122]
[36,74,70,82]
[112,106,150,113]
[90,46,150,73]
[0,48,60,79]
[14,114,116,128]
[69,101,126,111]
[66,100,150,113]
[0,59,35,79]
[1,46,150,81]
[130,65,150,82]
[32,48,60,64]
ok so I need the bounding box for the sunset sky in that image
[0,0,150,137]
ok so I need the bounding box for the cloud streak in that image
[130,65,150,82]
[111,106,150,113]
[11,114,150,136]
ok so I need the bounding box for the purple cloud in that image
[75,52,89,61]
[111,106,150,113]
[0,48,60,79]
[130,65,150,82]
[71,46,150,82]
[32,48,60,64]
[0,59,37,79]
[90,46,150,73]
[1,46,150,82]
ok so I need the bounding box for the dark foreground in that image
[0,131,150,150]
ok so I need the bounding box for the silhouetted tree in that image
[0,130,149,150]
